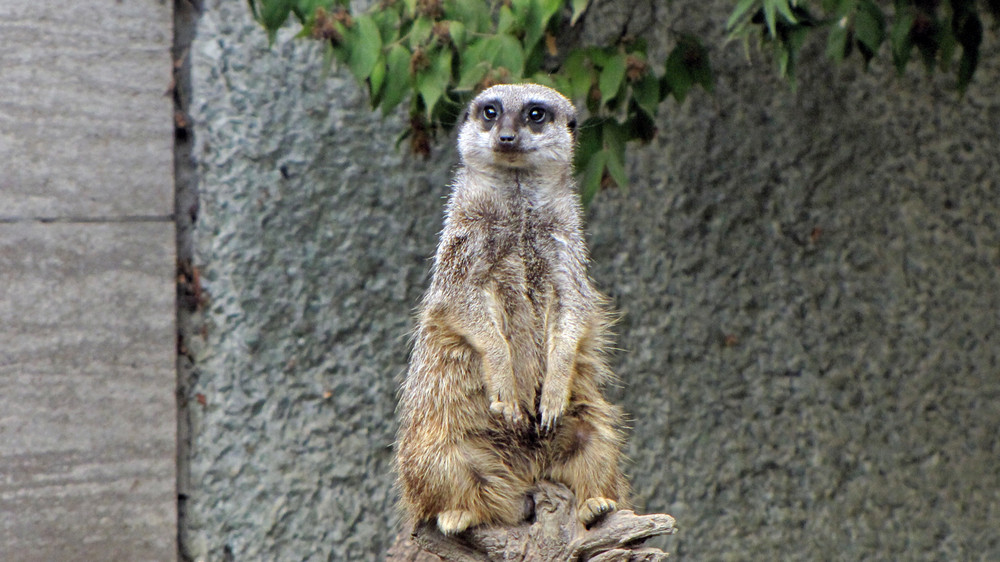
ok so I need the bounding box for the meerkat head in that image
[457,83,577,172]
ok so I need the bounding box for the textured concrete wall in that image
[182,3,453,559]
[182,1,999,560]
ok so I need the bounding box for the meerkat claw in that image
[578,497,617,526]
[437,509,476,535]
[538,380,570,433]
[539,409,561,434]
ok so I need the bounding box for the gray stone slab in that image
[0,0,173,219]
[0,222,177,561]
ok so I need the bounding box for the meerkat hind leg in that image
[578,496,617,526]
[434,442,530,535]
[546,406,627,527]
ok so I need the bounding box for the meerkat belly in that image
[492,246,554,402]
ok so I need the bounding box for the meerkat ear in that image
[567,115,578,140]
[461,109,470,123]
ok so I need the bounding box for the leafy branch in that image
[727,0,996,93]
[250,0,995,204]
[249,0,712,205]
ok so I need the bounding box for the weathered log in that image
[386,481,676,561]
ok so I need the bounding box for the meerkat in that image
[394,83,628,536]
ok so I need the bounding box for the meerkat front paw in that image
[490,399,525,425]
[538,384,570,433]
[437,509,476,535]
[578,497,617,526]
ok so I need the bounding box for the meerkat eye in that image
[527,106,547,123]
[482,105,498,121]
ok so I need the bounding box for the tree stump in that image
[386,481,676,561]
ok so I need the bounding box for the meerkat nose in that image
[496,130,519,153]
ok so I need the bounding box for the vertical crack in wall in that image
[173,1,201,560]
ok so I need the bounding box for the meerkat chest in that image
[484,208,564,298]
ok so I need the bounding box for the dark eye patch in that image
[528,106,547,123]
[523,102,554,132]
[476,99,503,131]
[478,99,502,121]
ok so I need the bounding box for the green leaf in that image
[827,18,850,62]
[571,0,589,26]
[381,44,412,115]
[372,7,400,44]
[599,52,627,107]
[538,0,563,25]
[457,61,489,90]
[664,45,692,102]
[632,72,660,118]
[956,12,982,93]
[602,119,627,169]
[348,15,383,82]
[517,0,547,53]
[524,38,546,76]
[409,16,433,47]
[602,120,627,190]
[579,150,607,206]
[822,0,853,14]
[292,0,330,22]
[726,0,759,30]
[458,39,490,89]
[416,49,452,119]
[604,150,626,190]
[258,0,295,41]
[854,0,885,61]
[445,0,491,33]
[497,5,517,35]
[682,36,713,92]
[775,42,794,81]
[586,46,611,67]
[626,100,657,142]
[573,116,604,172]
[775,0,797,25]
[890,9,914,73]
[553,74,573,98]
[369,53,387,104]
[448,20,467,49]
[491,34,526,78]
[938,22,957,72]
[563,50,593,102]
[529,72,557,88]
[763,0,778,37]
[914,17,942,72]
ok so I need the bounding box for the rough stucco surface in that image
[183,3,454,559]
[183,1,999,560]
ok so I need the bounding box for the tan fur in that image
[395,84,628,535]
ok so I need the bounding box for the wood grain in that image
[388,482,676,562]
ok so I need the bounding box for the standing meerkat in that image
[395,83,628,535]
